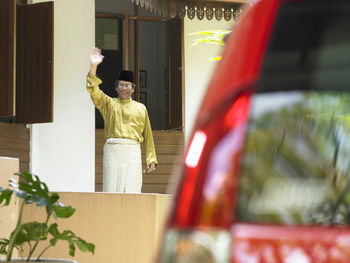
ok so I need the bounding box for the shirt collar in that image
[117,97,132,103]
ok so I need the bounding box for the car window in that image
[236,0,350,226]
[257,0,350,93]
[237,91,350,226]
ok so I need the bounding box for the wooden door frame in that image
[95,10,184,129]
[0,0,15,117]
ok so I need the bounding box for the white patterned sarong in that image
[103,138,142,193]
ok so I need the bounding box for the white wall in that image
[184,18,234,143]
[30,0,95,192]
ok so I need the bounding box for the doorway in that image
[94,12,182,130]
[139,20,168,130]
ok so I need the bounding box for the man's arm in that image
[86,47,112,115]
[143,108,158,173]
[90,47,103,75]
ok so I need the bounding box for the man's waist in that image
[106,137,139,145]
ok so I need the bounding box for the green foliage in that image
[48,224,95,257]
[190,30,231,61]
[190,30,230,47]
[0,239,10,255]
[236,92,350,226]
[0,171,95,261]
[15,222,49,245]
[0,188,12,206]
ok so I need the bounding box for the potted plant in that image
[0,171,95,262]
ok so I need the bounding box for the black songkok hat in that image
[116,70,134,85]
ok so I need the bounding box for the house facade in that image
[0,0,238,192]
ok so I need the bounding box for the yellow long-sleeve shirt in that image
[86,73,157,166]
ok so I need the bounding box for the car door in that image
[233,1,350,262]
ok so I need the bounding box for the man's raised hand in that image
[90,47,104,65]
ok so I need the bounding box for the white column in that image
[30,0,95,192]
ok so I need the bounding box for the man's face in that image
[116,80,134,100]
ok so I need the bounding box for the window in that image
[0,1,54,124]
[237,0,350,226]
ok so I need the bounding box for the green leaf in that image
[68,242,75,257]
[48,223,59,237]
[22,222,48,240]
[53,204,75,218]
[17,171,49,198]
[48,225,94,256]
[74,239,90,253]
[0,239,9,255]
[0,188,13,206]
[48,224,60,246]
[60,230,74,239]
[49,193,60,204]
[14,222,48,246]
[72,237,94,255]
[87,243,95,254]
[13,229,30,245]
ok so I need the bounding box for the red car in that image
[157,0,350,262]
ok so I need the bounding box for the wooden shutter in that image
[168,17,183,129]
[0,0,15,117]
[16,2,54,123]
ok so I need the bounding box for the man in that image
[87,47,157,193]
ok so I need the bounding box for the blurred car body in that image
[157,0,350,262]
